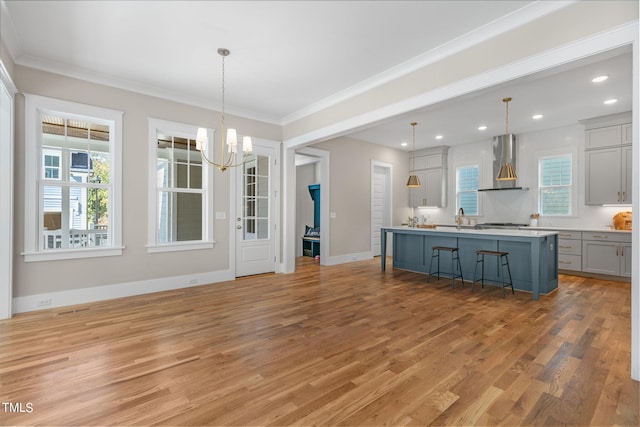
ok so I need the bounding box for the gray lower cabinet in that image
[388,229,558,297]
[582,232,632,277]
[556,231,582,271]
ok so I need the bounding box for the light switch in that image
[330,212,337,219]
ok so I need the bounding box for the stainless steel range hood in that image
[478,133,528,192]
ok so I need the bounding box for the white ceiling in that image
[1,1,633,150]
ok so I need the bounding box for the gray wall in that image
[312,136,409,257]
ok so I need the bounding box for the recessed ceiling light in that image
[401,142,408,147]
[532,114,544,120]
[477,125,487,131]
[435,135,443,140]
[604,98,618,105]
[592,75,609,83]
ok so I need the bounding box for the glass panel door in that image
[242,154,269,241]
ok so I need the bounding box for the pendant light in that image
[496,97,517,181]
[406,122,421,188]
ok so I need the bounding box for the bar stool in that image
[428,246,463,288]
[472,250,514,298]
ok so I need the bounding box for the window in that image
[24,94,123,261]
[43,151,60,179]
[539,154,572,215]
[147,118,214,252]
[456,165,479,215]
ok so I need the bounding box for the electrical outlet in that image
[37,298,52,307]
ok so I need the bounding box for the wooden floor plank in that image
[0,257,637,426]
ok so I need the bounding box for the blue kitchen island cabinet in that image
[381,226,558,300]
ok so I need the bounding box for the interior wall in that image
[311,136,409,257]
[416,122,631,230]
[295,162,316,256]
[11,65,281,299]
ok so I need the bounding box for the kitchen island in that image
[381,226,558,300]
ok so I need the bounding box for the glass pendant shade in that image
[226,128,238,153]
[242,136,252,152]
[196,127,208,151]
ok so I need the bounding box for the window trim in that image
[455,164,481,216]
[23,94,123,262]
[536,151,576,217]
[147,118,215,253]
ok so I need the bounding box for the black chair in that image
[428,246,463,288]
[472,250,514,298]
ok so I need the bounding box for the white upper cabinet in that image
[583,113,632,205]
[408,146,448,208]
[586,125,622,149]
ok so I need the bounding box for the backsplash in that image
[409,122,632,231]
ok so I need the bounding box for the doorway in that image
[235,141,280,277]
[371,161,392,257]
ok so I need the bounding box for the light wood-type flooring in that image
[1,257,637,426]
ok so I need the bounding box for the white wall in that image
[416,122,630,230]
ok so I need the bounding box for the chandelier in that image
[196,48,252,171]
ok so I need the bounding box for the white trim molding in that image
[22,94,124,262]
[12,269,235,314]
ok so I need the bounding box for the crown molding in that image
[14,54,281,125]
[284,19,638,149]
[0,60,17,95]
[280,0,576,125]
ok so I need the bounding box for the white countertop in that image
[527,226,632,234]
[384,226,557,238]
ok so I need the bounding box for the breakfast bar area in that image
[381,226,559,300]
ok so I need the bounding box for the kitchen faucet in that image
[457,208,464,229]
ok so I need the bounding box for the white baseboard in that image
[12,269,235,314]
[324,251,373,266]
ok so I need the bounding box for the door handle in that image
[237,225,242,229]
[237,217,241,221]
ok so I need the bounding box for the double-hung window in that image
[456,165,479,215]
[538,154,572,215]
[147,118,214,252]
[24,95,123,261]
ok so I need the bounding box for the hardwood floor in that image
[1,257,637,426]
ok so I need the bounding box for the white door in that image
[371,162,392,257]
[236,144,278,276]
